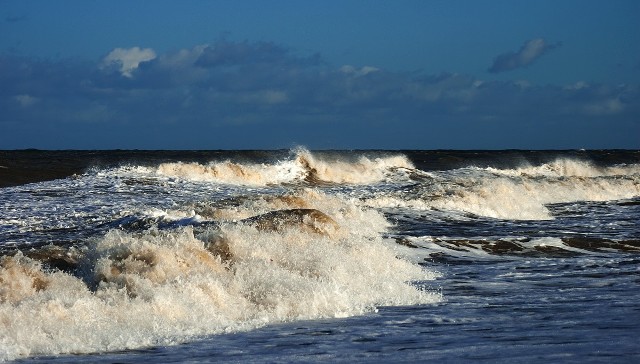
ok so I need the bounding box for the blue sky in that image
[1,1,639,149]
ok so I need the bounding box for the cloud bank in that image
[489,38,561,73]
[0,40,638,149]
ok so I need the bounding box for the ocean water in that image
[1,148,639,363]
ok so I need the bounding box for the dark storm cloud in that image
[0,40,638,149]
[488,38,561,73]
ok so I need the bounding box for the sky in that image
[1,0,639,149]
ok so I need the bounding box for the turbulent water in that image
[1,148,639,362]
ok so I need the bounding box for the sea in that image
[0,148,639,363]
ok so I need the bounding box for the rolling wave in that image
[366,158,640,220]
[155,147,414,186]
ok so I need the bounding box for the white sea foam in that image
[0,190,440,361]
[365,162,640,220]
[436,175,639,220]
[365,179,554,220]
[518,237,590,254]
[155,148,414,186]
[485,158,640,178]
[157,158,304,186]
[294,148,414,184]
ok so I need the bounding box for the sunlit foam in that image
[364,164,640,220]
[485,158,640,178]
[157,159,304,186]
[155,148,414,186]
[0,191,440,361]
[293,147,414,184]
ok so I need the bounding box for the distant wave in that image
[111,152,640,221]
[365,158,640,220]
[155,147,414,186]
[483,158,640,178]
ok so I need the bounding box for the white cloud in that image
[519,38,547,64]
[226,90,289,105]
[340,65,380,77]
[101,47,157,77]
[406,73,478,103]
[564,81,589,90]
[14,94,38,107]
[583,98,624,115]
[261,90,288,104]
[158,45,207,69]
[489,38,561,73]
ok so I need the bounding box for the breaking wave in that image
[156,147,414,186]
[365,158,640,220]
[0,189,440,361]
[484,158,640,178]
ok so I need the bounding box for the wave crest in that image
[486,158,640,178]
[365,160,640,220]
[294,148,414,184]
[156,148,414,186]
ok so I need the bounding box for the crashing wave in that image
[0,189,440,361]
[155,147,414,186]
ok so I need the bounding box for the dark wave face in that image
[0,148,639,361]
